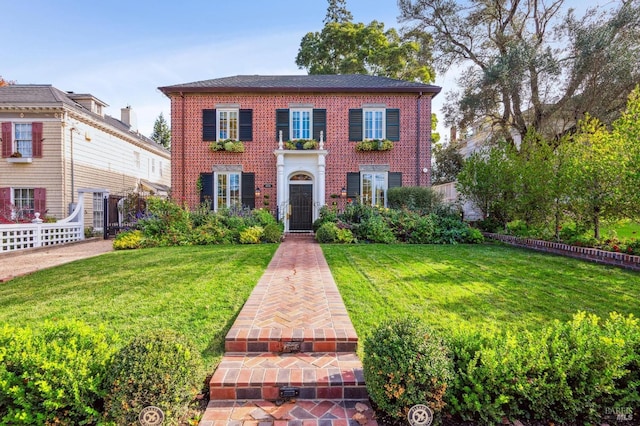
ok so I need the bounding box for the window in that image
[364,109,384,140]
[361,172,386,207]
[348,109,399,142]
[159,161,163,177]
[134,152,140,169]
[93,193,104,230]
[151,158,156,174]
[215,172,241,209]
[218,109,239,140]
[14,124,33,157]
[1,122,43,158]
[13,188,34,219]
[276,109,326,142]
[203,109,253,142]
[346,171,402,207]
[290,108,312,140]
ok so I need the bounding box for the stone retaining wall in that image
[484,233,640,272]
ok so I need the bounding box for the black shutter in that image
[241,172,255,209]
[203,109,216,141]
[239,109,253,141]
[346,172,360,198]
[312,109,326,142]
[349,109,363,141]
[199,173,214,210]
[388,172,402,189]
[276,109,289,141]
[386,109,400,141]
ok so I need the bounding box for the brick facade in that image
[161,75,439,230]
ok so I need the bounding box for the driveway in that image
[0,239,114,282]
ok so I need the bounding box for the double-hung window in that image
[290,108,312,140]
[14,124,33,157]
[93,193,104,230]
[218,109,239,140]
[13,188,34,219]
[215,172,241,209]
[364,109,384,140]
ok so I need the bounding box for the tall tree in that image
[398,0,640,142]
[296,2,435,83]
[151,113,171,151]
[324,0,352,24]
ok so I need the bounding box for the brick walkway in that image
[200,234,378,426]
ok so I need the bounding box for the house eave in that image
[158,85,441,97]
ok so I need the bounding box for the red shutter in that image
[0,187,11,218]
[32,122,43,158]
[34,188,46,216]
[1,122,12,158]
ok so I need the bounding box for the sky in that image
[2,0,606,139]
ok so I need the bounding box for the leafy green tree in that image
[431,140,463,184]
[151,112,171,150]
[456,144,516,226]
[610,85,640,219]
[296,2,435,83]
[398,0,640,142]
[323,0,352,24]
[563,116,627,239]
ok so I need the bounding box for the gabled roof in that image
[159,74,441,96]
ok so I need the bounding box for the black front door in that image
[289,184,313,231]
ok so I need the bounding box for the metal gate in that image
[289,184,313,231]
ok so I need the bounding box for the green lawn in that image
[602,219,640,239]
[0,245,278,369]
[1,242,638,371]
[322,242,640,342]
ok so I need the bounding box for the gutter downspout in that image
[416,92,423,186]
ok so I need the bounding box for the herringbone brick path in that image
[200,234,377,426]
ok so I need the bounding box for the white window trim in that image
[363,108,386,141]
[12,122,34,158]
[289,107,313,140]
[93,192,104,231]
[213,171,242,211]
[360,171,388,207]
[11,187,35,220]
[217,108,239,141]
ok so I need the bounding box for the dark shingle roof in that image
[159,74,441,96]
[0,84,80,108]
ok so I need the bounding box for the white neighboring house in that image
[0,84,170,230]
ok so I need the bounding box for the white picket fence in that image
[0,188,108,253]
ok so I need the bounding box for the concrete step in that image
[209,352,367,401]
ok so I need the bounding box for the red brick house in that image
[159,75,440,232]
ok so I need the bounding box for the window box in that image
[209,139,245,153]
[6,156,32,163]
[355,139,393,152]
[285,139,319,150]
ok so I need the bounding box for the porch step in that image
[209,352,367,401]
[225,327,358,353]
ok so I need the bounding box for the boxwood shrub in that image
[363,317,452,419]
[102,330,203,425]
[0,320,118,425]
